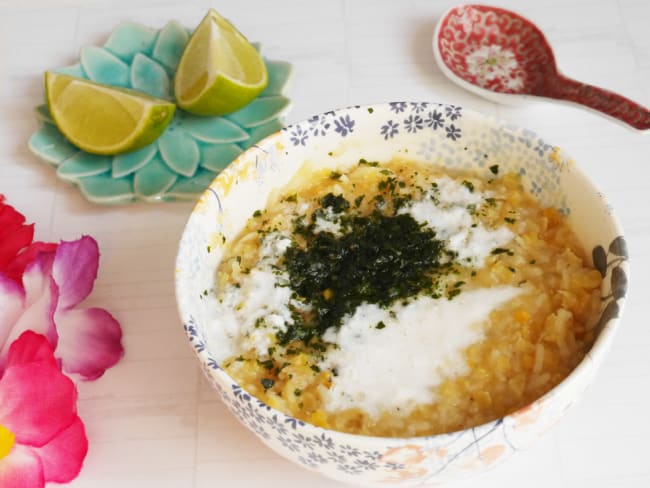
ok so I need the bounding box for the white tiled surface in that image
[1,1,649,487]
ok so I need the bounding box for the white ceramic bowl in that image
[175,102,628,486]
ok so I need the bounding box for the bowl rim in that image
[175,101,629,444]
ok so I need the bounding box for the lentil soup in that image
[213,159,602,437]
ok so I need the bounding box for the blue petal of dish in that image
[199,143,243,172]
[133,155,178,198]
[52,63,85,78]
[239,118,285,149]
[112,144,158,178]
[28,125,79,165]
[183,117,249,143]
[77,174,135,204]
[226,96,290,129]
[152,20,188,72]
[158,130,200,177]
[166,169,218,200]
[104,22,157,63]
[81,46,130,87]
[57,152,112,180]
[130,53,171,99]
[260,60,293,97]
[34,104,53,124]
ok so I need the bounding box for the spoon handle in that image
[546,75,650,131]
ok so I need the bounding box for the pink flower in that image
[0,331,88,487]
[0,195,57,283]
[0,236,123,380]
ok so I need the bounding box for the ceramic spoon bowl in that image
[433,4,650,131]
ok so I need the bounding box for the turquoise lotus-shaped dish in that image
[28,21,292,204]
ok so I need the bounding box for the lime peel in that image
[173,9,268,116]
[45,72,175,155]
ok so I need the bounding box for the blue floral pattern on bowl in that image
[28,21,292,204]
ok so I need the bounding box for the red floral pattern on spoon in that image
[435,4,650,130]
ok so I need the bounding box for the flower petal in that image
[2,243,59,285]
[52,237,99,310]
[130,53,171,99]
[77,174,135,205]
[226,96,290,129]
[104,22,157,64]
[260,60,293,97]
[0,223,32,269]
[54,308,123,380]
[158,129,200,177]
[27,125,79,166]
[0,275,25,357]
[133,155,178,198]
[33,416,87,483]
[152,20,188,71]
[166,169,217,200]
[182,117,249,143]
[5,330,58,369]
[112,144,157,178]
[80,46,130,87]
[0,335,77,446]
[0,444,45,488]
[199,143,242,172]
[56,152,112,181]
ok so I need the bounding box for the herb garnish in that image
[279,205,449,345]
[261,378,275,390]
[489,164,499,175]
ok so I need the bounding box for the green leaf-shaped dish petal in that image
[57,152,112,180]
[133,155,178,198]
[28,124,79,165]
[183,117,249,143]
[226,96,290,129]
[80,46,130,87]
[261,61,293,97]
[112,145,157,178]
[200,143,243,172]
[104,22,157,63]
[166,169,218,200]
[78,174,135,204]
[152,21,188,72]
[158,129,200,177]
[131,53,171,99]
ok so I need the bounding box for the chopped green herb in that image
[358,158,379,167]
[253,210,262,217]
[354,195,365,207]
[508,266,516,273]
[310,364,321,373]
[257,359,274,370]
[285,194,297,202]
[206,245,211,253]
[491,248,511,255]
[485,197,496,206]
[529,259,536,264]
[319,193,349,213]
[462,180,475,193]
[447,288,462,299]
[330,171,342,180]
[294,388,302,396]
[261,378,275,390]
[367,107,374,113]
[504,217,516,224]
[489,164,499,175]
[375,321,386,330]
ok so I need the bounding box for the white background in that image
[1,1,649,487]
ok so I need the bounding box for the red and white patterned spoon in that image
[433,4,650,131]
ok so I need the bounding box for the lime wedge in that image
[45,72,175,155]
[174,9,268,116]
